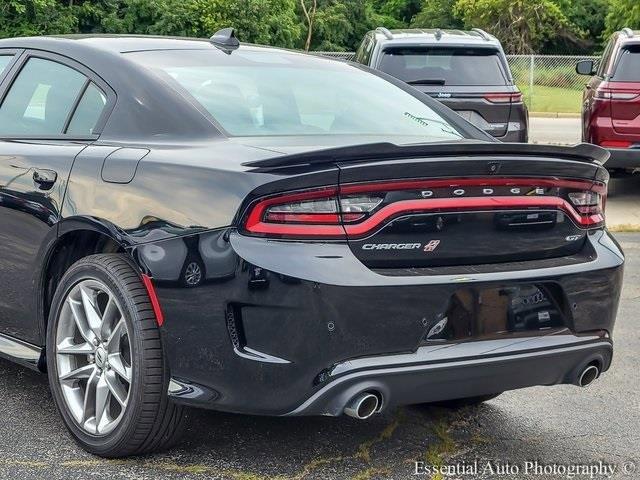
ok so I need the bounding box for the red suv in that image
[577,28,640,174]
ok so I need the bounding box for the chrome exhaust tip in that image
[577,365,600,387]
[344,393,380,420]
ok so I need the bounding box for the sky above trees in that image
[0,0,638,54]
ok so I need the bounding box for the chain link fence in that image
[507,55,598,114]
[313,51,356,61]
[315,52,599,114]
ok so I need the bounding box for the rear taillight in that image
[244,187,343,237]
[244,188,384,237]
[600,140,632,149]
[568,191,605,216]
[242,178,606,239]
[484,92,522,103]
[595,89,639,101]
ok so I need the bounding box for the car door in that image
[0,50,113,344]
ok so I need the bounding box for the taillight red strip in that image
[342,196,602,236]
[245,222,344,236]
[242,178,606,239]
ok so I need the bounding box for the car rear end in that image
[162,142,622,417]
[587,42,640,172]
[129,46,622,418]
[376,44,528,142]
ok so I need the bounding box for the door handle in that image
[32,169,57,190]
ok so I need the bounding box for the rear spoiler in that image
[243,141,610,172]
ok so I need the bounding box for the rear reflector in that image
[141,274,164,327]
[242,178,606,239]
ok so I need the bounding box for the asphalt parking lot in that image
[0,233,638,480]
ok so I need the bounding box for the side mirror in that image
[576,60,595,76]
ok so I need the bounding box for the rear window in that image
[378,47,508,86]
[126,49,463,141]
[612,45,640,82]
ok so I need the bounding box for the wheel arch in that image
[38,217,143,353]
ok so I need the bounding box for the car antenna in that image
[210,27,240,54]
[435,28,443,41]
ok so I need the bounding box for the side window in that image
[597,39,615,78]
[0,55,13,76]
[355,35,373,65]
[66,83,107,135]
[362,37,374,65]
[0,57,86,136]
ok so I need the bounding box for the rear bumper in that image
[287,336,612,416]
[497,124,528,143]
[604,148,640,170]
[132,229,624,416]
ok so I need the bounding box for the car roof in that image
[0,34,285,54]
[370,28,501,47]
[616,29,640,46]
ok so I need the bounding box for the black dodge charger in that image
[0,30,624,457]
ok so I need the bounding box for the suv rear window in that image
[612,45,640,82]
[378,47,508,86]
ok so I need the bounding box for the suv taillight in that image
[242,178,606,239]
[595,88,640,101]
[484,92,522,103]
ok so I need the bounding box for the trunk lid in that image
[608,81,640,136]
[242,142,608,269]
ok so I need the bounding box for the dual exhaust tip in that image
[577,364,600,388]
[344,364,600,419]
[344,392,380,420]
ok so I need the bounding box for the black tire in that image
[46,253,187,457]
[425,393,502,409]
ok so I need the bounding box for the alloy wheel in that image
[184,261,202,286]
[55,279,132,436]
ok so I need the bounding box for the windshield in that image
[612,45,640,82]
[127,48,463,140]
[378,47,508,86]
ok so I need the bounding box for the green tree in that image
[453,0,573,53]
[548,0,608,53]
[92,0,301,47]
[604,0,640,38]
[411,0,464,29]
[308,0,381,51]
[0,0,77,37]
[371,0,422,24]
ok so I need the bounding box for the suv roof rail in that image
[376,27,393,40]
[210,27,240,53]
[471,28,491,41]
[621,27,634,38]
